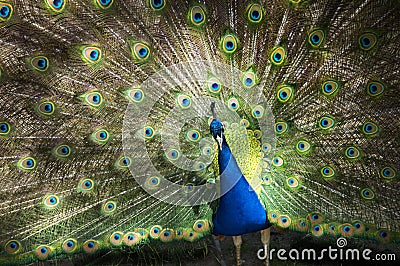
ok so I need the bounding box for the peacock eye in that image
[190,6,206,26]
[308,29,325,48]
[358,32,377,51]
[247,4,263,23]
[221,34,238,54]
[270,46,286,66]
[30,56,49,71]
[95,0,114,9]
[62,238,77,253]
[45,0,66,12]
[0,2,13,21]
[150,0,165,10]
[5,240,21,254]
[82,47,102,64]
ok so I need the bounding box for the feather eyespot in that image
[277,215,291,228]
[361,121,379,136]
[312,225,323,237]
[0,2,13,21]
[91,128,110,144]
[318,115,335,130]
[53,144,72,158]
[126,88,144,103]
[82,47,102,64]
[131,42,151,61]
[177,94,191,109]
[380,166,396,180]
[345,146,360,160]
[5,240,21,254]
[103,201,117,215]
[276,85,294,103]
[359,32,377,51]
[110,232,123,246]
[270,47,286,66]
[295,139,311,155]
[115,156,131,169]
[262,143,271,154]
[321,166,335,179]
[166,148,180,160]
[275,121,288,135]
[142,126,155,139]
[30,56,49,71]
[221,34,238,54]
[150,225,162,238]
[95,0,114,9]
[17,156,36,171]
[366,81,384,97]
[160,229,175,242]
[123,232,141,246]
[361,188,375,200]
[190,6,206,26]
[247,4,263,23]
[62,239,77,253]
[0,121,11,137]
[207,77,222,93]
[227,97,239,111]
[83,240,98,254]
[286,176,299,189]
[242,68,257,88]
[46,0,66,12]
[272,156,284,167]
[43,194,60,208]
[35,245,52,260]
[321,80,339,96]
[308,29,325,48]
[150,0,165,10]
[82,91,103,108]
[78,178,94,192]
[252,105,264,118]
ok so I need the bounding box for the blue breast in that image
[212,137,271,236]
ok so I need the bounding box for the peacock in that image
[0,0,399,265]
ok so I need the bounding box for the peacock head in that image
[210,119,224,150]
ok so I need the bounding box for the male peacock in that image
[0,0,399,265]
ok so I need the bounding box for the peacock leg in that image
[232,235,242,266]
[260,228,271,266]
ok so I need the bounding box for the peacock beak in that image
[216,134,223,150]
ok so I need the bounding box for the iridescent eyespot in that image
[43,194,60,208]
[261,143,271,154]
[295,219,309,232]
[242,67,257,88]
[123,232,141,246]
[366,81,385,97]
[252,105,264,118]
[247,3,263,23]
[206,178,215,189]
[308,212,323,224]
[272,156,284,167]
[0,121,11,137]
[318,115,335,130]
[17,156,36,171]
[83,240,98,254]
[110,231,123,246]
[166,148,180,160]
[35,245,52,260]
[276,85,294,103]
[150,225,162,239]
[207,77,222,93]
[82,47,102,64]
[95,0,114,9]
[53,144,72,158]
[227,97,239,111]
[270,46,286,66]
[202,146,213,156]
[177,94,191,109]
[30,56,49,71]
[261,175,272,185]
[0,2,13,21]
[189,6,206,26]
[186,129,201,142]
[308,29,325,48]
[380,166,396,180]
[339,223,354,237]
[275,121,288,135]
[253,130,262,139]
[295,139,311,155]
[130,42,151,61]
[193,161,206,171]
[345,146,360,160]
[312,225,323,237]
[240,119,250,128]
[146,176,160,189]
[45,0,66,12]
[277,215,291,228]
[160,229,175,242]
[352,220,365,235]
[37,100,56,116]
[321,80,339,96]
[62,238,77,253]
[103,201,117,214]
[358,32,377,51]
[126,88,144,103]
[361,121,379,136]
[143,126,155,139]
[82,91,103,108]
[361,188,375,200]
[321,165,335,179]
[5,240,21,254]
[221,34,238,54]
[91,128,110,144]
[286,176,299,189]
[193,220,209,233]
[376,230,391,243]
[78,178,94,192]
[326,224,339,235]
[115,156,131,169]
[183,183,195,193]
[150,0,165,10]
